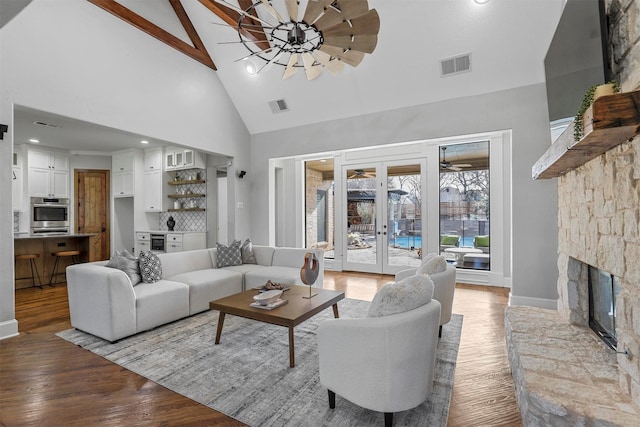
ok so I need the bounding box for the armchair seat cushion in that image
[367,275,434,318]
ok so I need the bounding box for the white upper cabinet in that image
[112,151,135,198]
[144,147,163,171]
[28,149,69,198]
[165,146,205,171]
[112,152,134,173]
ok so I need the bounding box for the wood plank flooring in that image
[1,272,522,426]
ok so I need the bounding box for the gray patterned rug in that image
[57,298,462,426]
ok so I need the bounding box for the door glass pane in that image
[346,167,377,266]
[387,164,422,268]
[439,141,490,270]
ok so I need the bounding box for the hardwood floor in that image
[1,272,522,426]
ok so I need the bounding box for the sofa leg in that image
[439,325,443,338]
[328,390,336,409]
[384,412,393,427]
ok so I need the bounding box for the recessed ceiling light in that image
[474,0,490,4]
[244,60,257,75]
[141,140,149,144]
[29,138,40,143]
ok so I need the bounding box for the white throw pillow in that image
[417,253,447,275]
[367,274,434,318]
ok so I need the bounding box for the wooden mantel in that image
[532,90,640,180]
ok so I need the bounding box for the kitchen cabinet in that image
[112,172,134,197]
[144,147,163,171]
[135,232,151,255]
[28,149,69,198]
[165,146,205,171]
[166,232,206,253]
[111,151,135,197]
[143,170,164,212]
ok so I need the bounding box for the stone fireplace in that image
[505,1,640,424]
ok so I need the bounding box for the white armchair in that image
[317,299,441,426]
[395,264,456,337]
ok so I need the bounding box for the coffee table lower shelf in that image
[209,285,345,368]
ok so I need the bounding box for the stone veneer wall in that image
[556,0,640,406]
[305,168,334,249]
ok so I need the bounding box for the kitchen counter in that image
[13,233,96,240]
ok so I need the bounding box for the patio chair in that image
[473,235,490,253]
[439,235,460,253]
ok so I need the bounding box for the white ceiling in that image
[12,0,565,152]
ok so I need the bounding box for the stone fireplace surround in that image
[506,138,640,425]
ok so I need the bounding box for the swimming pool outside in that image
[389,235,475,249]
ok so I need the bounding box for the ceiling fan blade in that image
[285,0,298,22]
[283,53,299,79]
[313,0,369,31]
[319,45,365,67]
[449,166,463,172]
[303,0,333,25]
[312,50,345,75]
[302,52,322,80]
[452,164,473,168]
[322,9,380,37]
[323,34,378,54]
[212,0,274,27]
[260,0,284,23]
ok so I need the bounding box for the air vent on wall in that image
[440,53,471,77]
[33,120,61,128]
[268,99,289,114]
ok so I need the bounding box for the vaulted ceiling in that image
[88,0,566,135]
[10,0,566,152]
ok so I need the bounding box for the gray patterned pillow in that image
[241,238,257,264]
[106,249,141,286]
[217,240,242,268]
[138,251,162,283]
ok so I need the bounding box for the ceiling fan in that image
[440,146,472,171]
[348,169,376,179]
[213,0,380,80]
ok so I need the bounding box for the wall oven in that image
[31,197,70,233]
[150,233,166,253]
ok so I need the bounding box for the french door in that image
[343,160,425,275]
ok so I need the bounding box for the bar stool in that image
[49,250,80,286]
[15,253,43,289]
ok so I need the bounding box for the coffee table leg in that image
[289,326,295,368]
[332,303,340,318]
[215,312,226,345]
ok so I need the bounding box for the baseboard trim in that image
[0,319,19,340]
[508,293,557,310]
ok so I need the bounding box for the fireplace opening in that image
[588,265,620,350]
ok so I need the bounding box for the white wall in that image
[0,0,250,339]
[250,84,559,304]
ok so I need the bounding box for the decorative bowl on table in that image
[253,289,283,306]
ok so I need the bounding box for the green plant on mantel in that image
[574,81,621,141]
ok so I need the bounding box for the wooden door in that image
[75,170,110,262]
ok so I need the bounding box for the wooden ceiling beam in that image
[87,0,216,70]
[198,0,271,52]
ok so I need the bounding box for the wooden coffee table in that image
[209,285,345,367]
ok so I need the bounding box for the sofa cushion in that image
[217,240,242,268]
[105,249,141,286]
[271,247,314,269]
[157,249,213,278]
[367,275,434,318]
[133,279,189,332]
[241,238,257,264]
[169,268,244,315]
[139,251,162,283]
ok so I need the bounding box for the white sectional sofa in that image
[66,245,324,342]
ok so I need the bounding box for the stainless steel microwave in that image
[31,197,70,229]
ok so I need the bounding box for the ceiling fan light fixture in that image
[474,0,490,4]
[244,60,257,75]
[213,0,379,80]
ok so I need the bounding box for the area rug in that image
[57,298,462,426]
